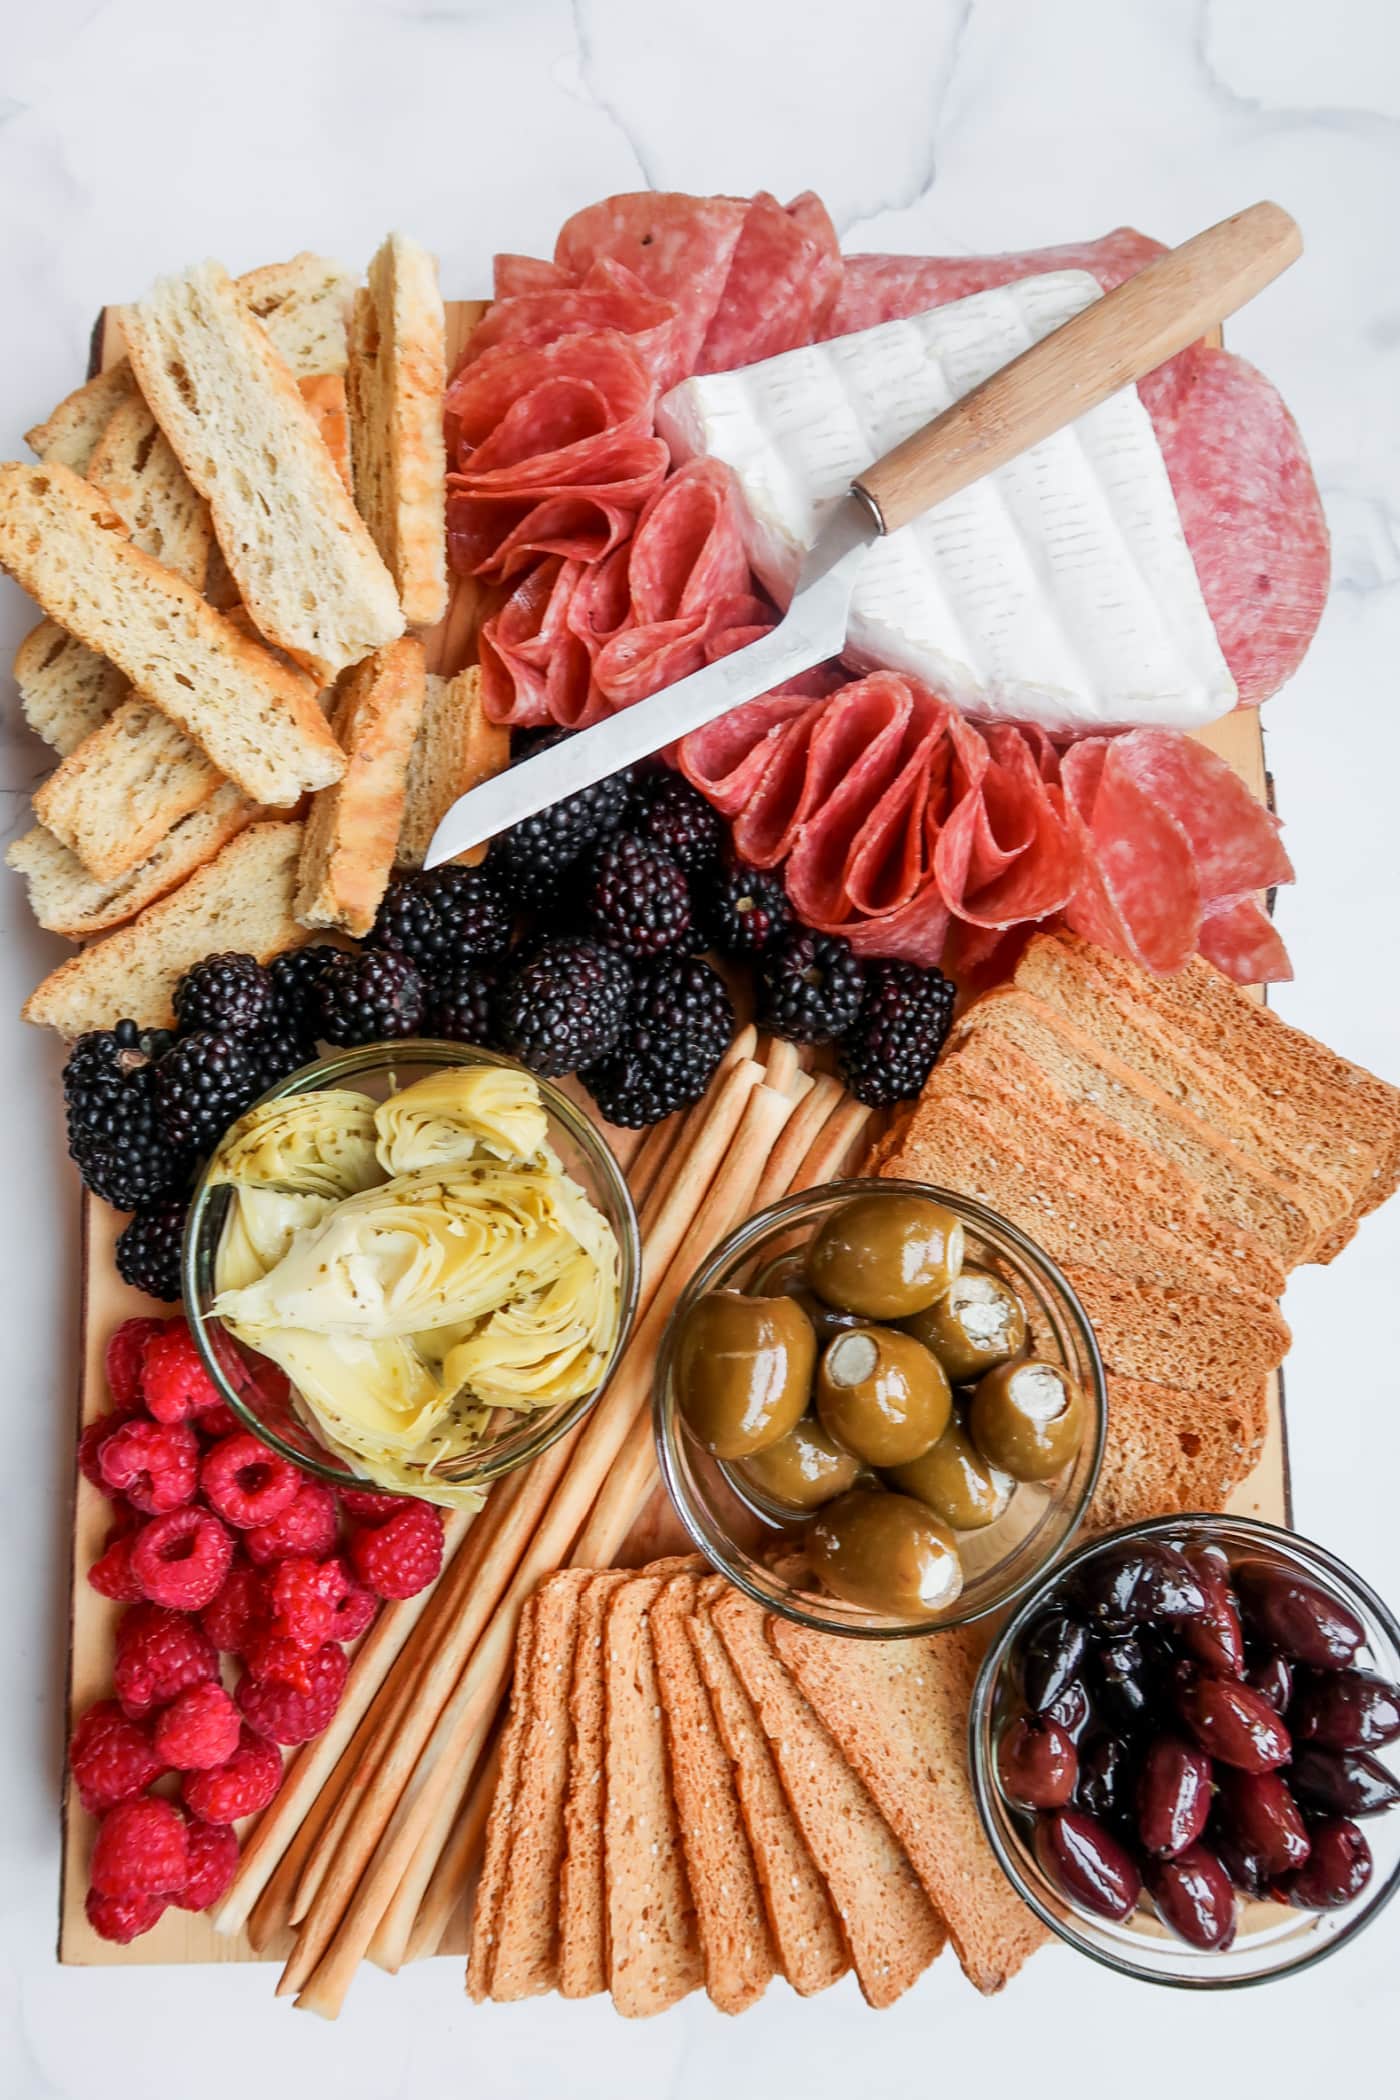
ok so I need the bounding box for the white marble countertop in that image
[3,1,1399,2093]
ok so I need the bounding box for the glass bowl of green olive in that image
[654,1178,1106,1639]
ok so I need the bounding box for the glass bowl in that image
[969,1513,1400,1987]
[653,1177,1106,1638]
[182,1040,640,1500]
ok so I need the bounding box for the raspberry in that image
[200,1558,268,1655]
[338,1489,404,1521]
[139,1324,222,1425]
[153,1682,242,1771]
[245,1481,338,1566]
[236,1641,348,1744]
[90,1795,190,1898]
[183,1725,283,1823]
[88,1526,145,1603]
[267,1555,354,1649]
[79,1411,141,1496]
[200,1433,301,1530]
[85,1886,167,1943]
[68,1700,165,1814]
[174,1820,240,1911]
[329,1578,377,1645]
[349,1502,445,1600]
[98,1418,198,1514]
[113,1603,218,1717]
[243,1631,324,1696]
[197,1402,241,1441]
[105,1318,169,1411]
[130,1506,235,1610]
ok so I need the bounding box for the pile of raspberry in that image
[71,1316,446,1943]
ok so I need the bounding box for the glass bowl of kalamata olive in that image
[655,1180,1105,1637]
[970,1515,1400,1986]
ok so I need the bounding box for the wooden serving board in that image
[56,299,1287,1966]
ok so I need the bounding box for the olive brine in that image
[996,1534,1400,1948]
[673,1190,1085,1619]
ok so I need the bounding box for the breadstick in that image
[640,1027,758,1224]
[401,1735,503,1964]
[790,1096,874,1190]
[246,1700,377,1952]
[750,1073,844,1212]
[625,1109,682,1209]
[373,1714,502,1970]
[761,1036,802,1095]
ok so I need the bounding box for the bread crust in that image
[348,235,448,627]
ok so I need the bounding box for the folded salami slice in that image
[1060,737,1202,974]
[697,192,843,374]
[478,556,597,729]
[678,691,821,815]
[552,193,749,386]
[461,259,682,388]
[1197,894,1293,985]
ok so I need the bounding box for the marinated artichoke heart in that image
[213,1187,335,1293]
[211,1090,381,1199]
[374,1066,549,1176]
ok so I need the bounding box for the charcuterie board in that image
[56,296,1287,1968]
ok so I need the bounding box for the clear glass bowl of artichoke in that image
[183,1042,640,1507]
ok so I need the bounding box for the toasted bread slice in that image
[558,1570,629,1999]
[13,620,127,755]
[24,364,137,470]
[0,463,343,806]
[465,1595,536,2003]
[238,252,355,377]
[396,667,509,869]
[348,234,448,626]
[1092,1376,1268,1532]
[120,261,403,680]
[86,393,213,590]
[768,1621,1046,1996]
[1061,1264,1289,1394]
[35,699,222,882]
[23,822,307,1034]
[295,639,426,936]
[298,374,352,493]
[7,790,253,940]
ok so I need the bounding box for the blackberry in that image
[115,1200,188,1304]
[638,773,724,874]
[63,1020,191,1210]
[154,1034,263,1152]
[584,833,693,957]
[696,859,791,956]
[173,952,274,1039]
[491,734,638,907]
[838,960,956,1107]
[424,963,499,1045]
[268,945,337,1033]
[497,937,631,1078]
[758,930,864,1045]
[584,956,734,1127]
[313,952,425,1046]
[254,1027,316,1090]
[368,866,512,974]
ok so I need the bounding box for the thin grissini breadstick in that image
[762,1036,802,1096]
[215,1503,477,1937]
[292,1080,798,2015]
[372,1714,503,1971]
[641,1026,758,1222]
[790,1097,875,1191]
[247,1694,382,1953]
[750,1073,845,1213]
[401,1734,503,1965]
[635,1057,762,1273]
[625,1109,683,1210]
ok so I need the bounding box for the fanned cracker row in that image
[397,667,509,868]
[86,394,213,589]
[295,637,427,937]
[24,363,136,470]
[348,233,448,626]
[6,789,253,941]
[0,464,344,806]
[12,620,127,755]
[121,260,403,680]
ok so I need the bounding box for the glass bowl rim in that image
[654,1174,1107,1639]
[181,1037,641,1494]
[968,1509,1400,1989]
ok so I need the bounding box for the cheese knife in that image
[424,200,1300,868]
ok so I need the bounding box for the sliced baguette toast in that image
[348,233,448,626]
[34,700,222,882]
[24,363,137,470]
[6,789,253,940]
[12,620,127,755]
[237,252,355,377]
[295,638,426,936]
[397,667,509,868]
[86,393,213,590]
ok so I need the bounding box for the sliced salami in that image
[478,557,597,729]
[1103,728,1293,899]
[460,259,682,388]
[552,193,749,386]
[678,691,820,815]
[697,191,843,374]
[1197,894,1293,985]
[824,228,1167,335]
[493,255,575,299]
[1061,738,1202,974]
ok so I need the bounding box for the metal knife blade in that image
[422,492,879,868]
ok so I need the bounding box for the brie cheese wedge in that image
[656,271,1236,734]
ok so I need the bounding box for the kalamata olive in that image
[1232,1561,1364,1671]
[1045,1679,1094,1745]
[1095,1636,1151,1730]
[1077,1541,1207,1625]
[1290,1668,1400,1751]
[1175,1666,1291,1772]
[1020,1612,1087,1715]
[1075,1734,1136,1825]
[1136,1737,1213,1858]
[1213,1768,1311,1878]
[1246,1651,1293,1714]
[1188,1540,1232,1577]
[1180,1553,1246,1677]
[1146,1844,1238,1951]
[1277,1818,1373,1909]
[996,1716,1077,1811]
[1033,1808,1142,1921]
[1209,1814,1268,1897]
[1288,1745,1400,1819]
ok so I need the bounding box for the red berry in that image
[99,1418,199,1514]
[267,1555,354,1649]
[79,1414,125,1495]
[88,1525,146,1603]
[339,1489,404,1521]
[349,1503,444,1600]
[200,1558,268,1656]
[153,1681,242,1771]
[129,1506,235,1610]
[236,1641,347,1744]
[174,1820,240,1912]
[201,1433,301,1530]
[197,1402,242,1441]
[68,1700,165,1814]
[105,1318,169,1412]
[90,1796,190,1898]
[85,1884,168,1944]
[329,1576,377,1645]
[113,1603,218,1717]
[244,1631,323,1695]
[183,1725,283,1823]
[245,1482,338,1566]
[140,1325,223,1425]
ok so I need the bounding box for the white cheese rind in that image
[656,272,1236,734]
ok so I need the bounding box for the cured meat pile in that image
[443,190,1327,984]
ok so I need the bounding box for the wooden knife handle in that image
[851,199,1301,536]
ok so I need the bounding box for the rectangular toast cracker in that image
[35,700,223,882]
[558,1570,629,1998]
[13,619,127,755]
[295,638,427,936]
[466,1595,537,2002]
[397,667,509,869]
[1060,1264,1288,1393]
[1091,1377,1268,1531]
[348,234,448,626]
[7,788,253,940]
